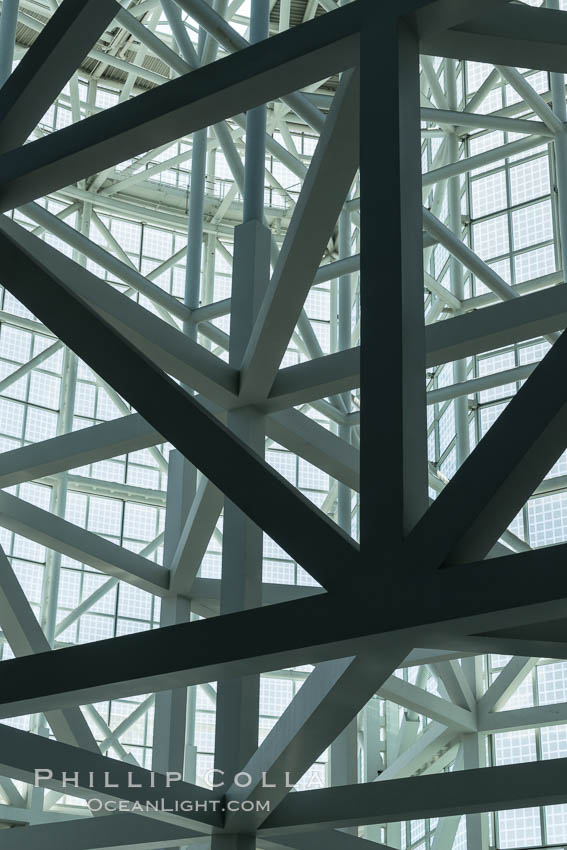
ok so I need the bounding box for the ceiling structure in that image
[0,0,567,849]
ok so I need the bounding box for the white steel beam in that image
[0,490,170,595]
[239,68,359,403]
[378,675,476,732]
[0,414,162,488]
[224,648,409,832]
[169,476,223,595]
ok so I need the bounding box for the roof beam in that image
[407,0,513,39]
[0,813,203,850]
[478,657,537,714]
[265,349,360,411]
[0,216,238,406]
[266,408,359,492]
[378,675,476,732]
[480,702,567,733]
[426,285,567,366]
[378,721,457,781]
[263,284,567,409]
[168,478,223,594]
[430,660,476,711]
[265,832,389,850]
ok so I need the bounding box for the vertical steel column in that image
[337,206,353,533]
[547,0,567,282]
[31,202,88,813]
[360,9,428,559]
[185,128,207,341]
[212,3,270,848]
[157,0,208,796]
[330,206,358,801]
[384,699,404,849]
[40,203,90,648]
[360,698,384,841]
[462,657,489,850]
[0,0,18,88]
[446,59,470,467]
[242,0,269,223]
[152,452,196,779]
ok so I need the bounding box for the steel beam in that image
[224,649,408,832]
[0,813,204,850]
[421,4,567,74]
[0,490,170,595]
[360,12,428,550]
[5,542,567,714]
[0,723,220,832]
[0,413,161,488]
[260,756,567,832]
[238,68,359,402]
[407,326,567,565]
[0,0,119,154]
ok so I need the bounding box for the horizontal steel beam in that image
[260,755,567,832]
[426,285,567,366]
[2,543,567,714]
[0,813,204,850]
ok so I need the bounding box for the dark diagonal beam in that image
[406,327,567,566]
[407,0,512,39]
[0,0,119,155]
[0,723,220,831]
[421,4,567,74]
[0,222,359,591]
